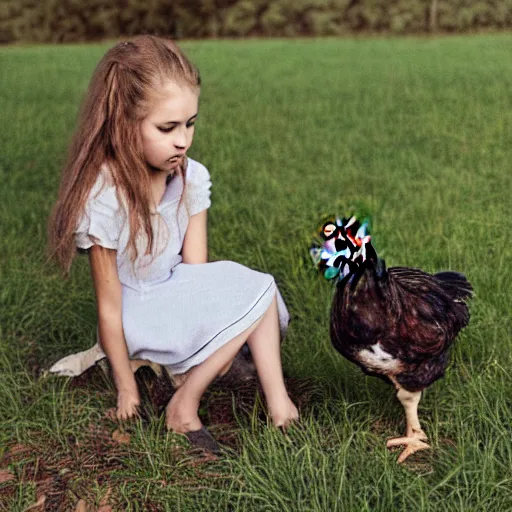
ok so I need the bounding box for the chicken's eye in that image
[323,223,337,238]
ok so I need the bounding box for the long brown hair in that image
[48,35,200,274]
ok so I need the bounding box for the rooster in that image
[311,216,472,463]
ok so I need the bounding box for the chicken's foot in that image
[386,380,430,463]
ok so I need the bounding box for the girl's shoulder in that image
[186,157,211,184]
[184,158,212,215]
[87,162,122,214]
[76,163,123,251]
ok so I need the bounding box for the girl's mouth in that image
[168,154,185,164]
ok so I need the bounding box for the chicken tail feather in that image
[434,271,473,300]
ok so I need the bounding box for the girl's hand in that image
[116,387,141,421]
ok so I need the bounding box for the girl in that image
[48,35,298,452]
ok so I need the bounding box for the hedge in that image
[2,0,512,44]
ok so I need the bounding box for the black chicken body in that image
[312,217,473,462]
[331,264,472,392]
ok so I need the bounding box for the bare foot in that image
[165,388,202,433]
[386,429,430,464]
[268,394,299,429]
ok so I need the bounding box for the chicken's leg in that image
[386,382,430,463]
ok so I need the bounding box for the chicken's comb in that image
[310,215,374,281]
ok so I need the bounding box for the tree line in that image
[2,0,511,44]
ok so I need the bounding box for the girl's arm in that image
[89,245,139,419]
[182,209,208,264]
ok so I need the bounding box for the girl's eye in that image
[158,122,195,133]
[158,126,175,133]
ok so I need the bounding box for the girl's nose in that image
[173,128,187,149]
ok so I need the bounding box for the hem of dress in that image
[135,279,277,375]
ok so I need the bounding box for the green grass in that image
[1,35,512,510]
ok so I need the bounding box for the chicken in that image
[311,216,472,463]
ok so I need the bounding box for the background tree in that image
[2,0,512,44]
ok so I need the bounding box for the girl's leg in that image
[245,296,298,428]
[165,319,262,432]
[166,294,298,433]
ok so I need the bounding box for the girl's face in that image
[140,80,199,173]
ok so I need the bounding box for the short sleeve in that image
[185,159,212,216]
[75,168,122,251]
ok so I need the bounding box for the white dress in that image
[50,158,289,376]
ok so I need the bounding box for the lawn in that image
[1,34,511,510]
